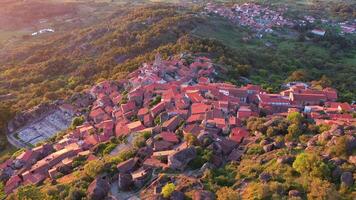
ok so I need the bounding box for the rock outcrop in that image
[168,147,196,171]
[87,176,111,200]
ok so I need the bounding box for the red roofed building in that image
[258,94,291,113]
[5,175,22,194]
[289,93,327,106]
[16,149,38,165]
[198,77,210,84]
[329,114,353,121]
[0,158,13,171]
[185,90,204,103]
[237,106,253,119]
[324,102,352,113]
[230,128,249,143]
[23,173,45,186]
[162,116,182,132]
[96,120,114,136]
[183,124,203,136]
[138,108,149,120]
[150,102,166,118]
[187,114,204,124]
[121,101,137,114]
[159,132,179,144]
[143,114,154,127]
[191,103,212,115]
[115,123,130,137]
[323,88,338,101]
[89,108,111,123]
[127,121,145,132]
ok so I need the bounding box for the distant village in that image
[0,54,355,197]
[204,3,356,37]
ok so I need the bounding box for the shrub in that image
[103,143,117,155]
[307,178,340,200]
[71,116,85,129]
[246,144,264,155]
[216,187,239,200]
[133,136,146,149]
[149,95,161,108]
[0,183,5,200]
[286,124,303,141]
[110,148,136,165]
[184,133,198,146]
[189,147,213,169]
[83,160,105,178]
[15,184,45,200]
[161,183,176,198]
[329,135,352,157]
[72,155,88,168]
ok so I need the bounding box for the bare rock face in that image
[318,131,332,143]
[87,176,111,200]
[228,149,244,161]
[71,91,96,108]
[285,141,297,149]
[332,167,342,181]
[259,172,271,183]
[277,155,295,165]
[273,141,285,149]
[0,167,13,182]
[288,190,301,197]
[330,157,346,166]
[263,144,274,152]
[168,147,196,171]
[340,172,354,187]
[192,190,215,200]
[210,154,223,167]
[348,155,356,165]
[118,173,133,191]
[170,191,185,200]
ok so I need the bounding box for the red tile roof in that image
[121,101,136,113]
[191,103,212,115]
[230,128,249,143]
[159,132,179,143]
[5,175,22,194]
[150,102,166,117]
[185,91,204,103]
[127,121,145,132]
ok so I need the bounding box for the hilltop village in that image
[0,54,355,199]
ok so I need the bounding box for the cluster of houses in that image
[0,54,355,195]
[302,15,356,36]
[205,3,356,38]
[205,3,294,35]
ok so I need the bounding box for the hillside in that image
[0,54,355,200]
[0,1,355,199]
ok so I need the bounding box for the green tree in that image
[287,112,304,125]
[293,153,330,179]
[161,183,176,198]
[287,124,303,140]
